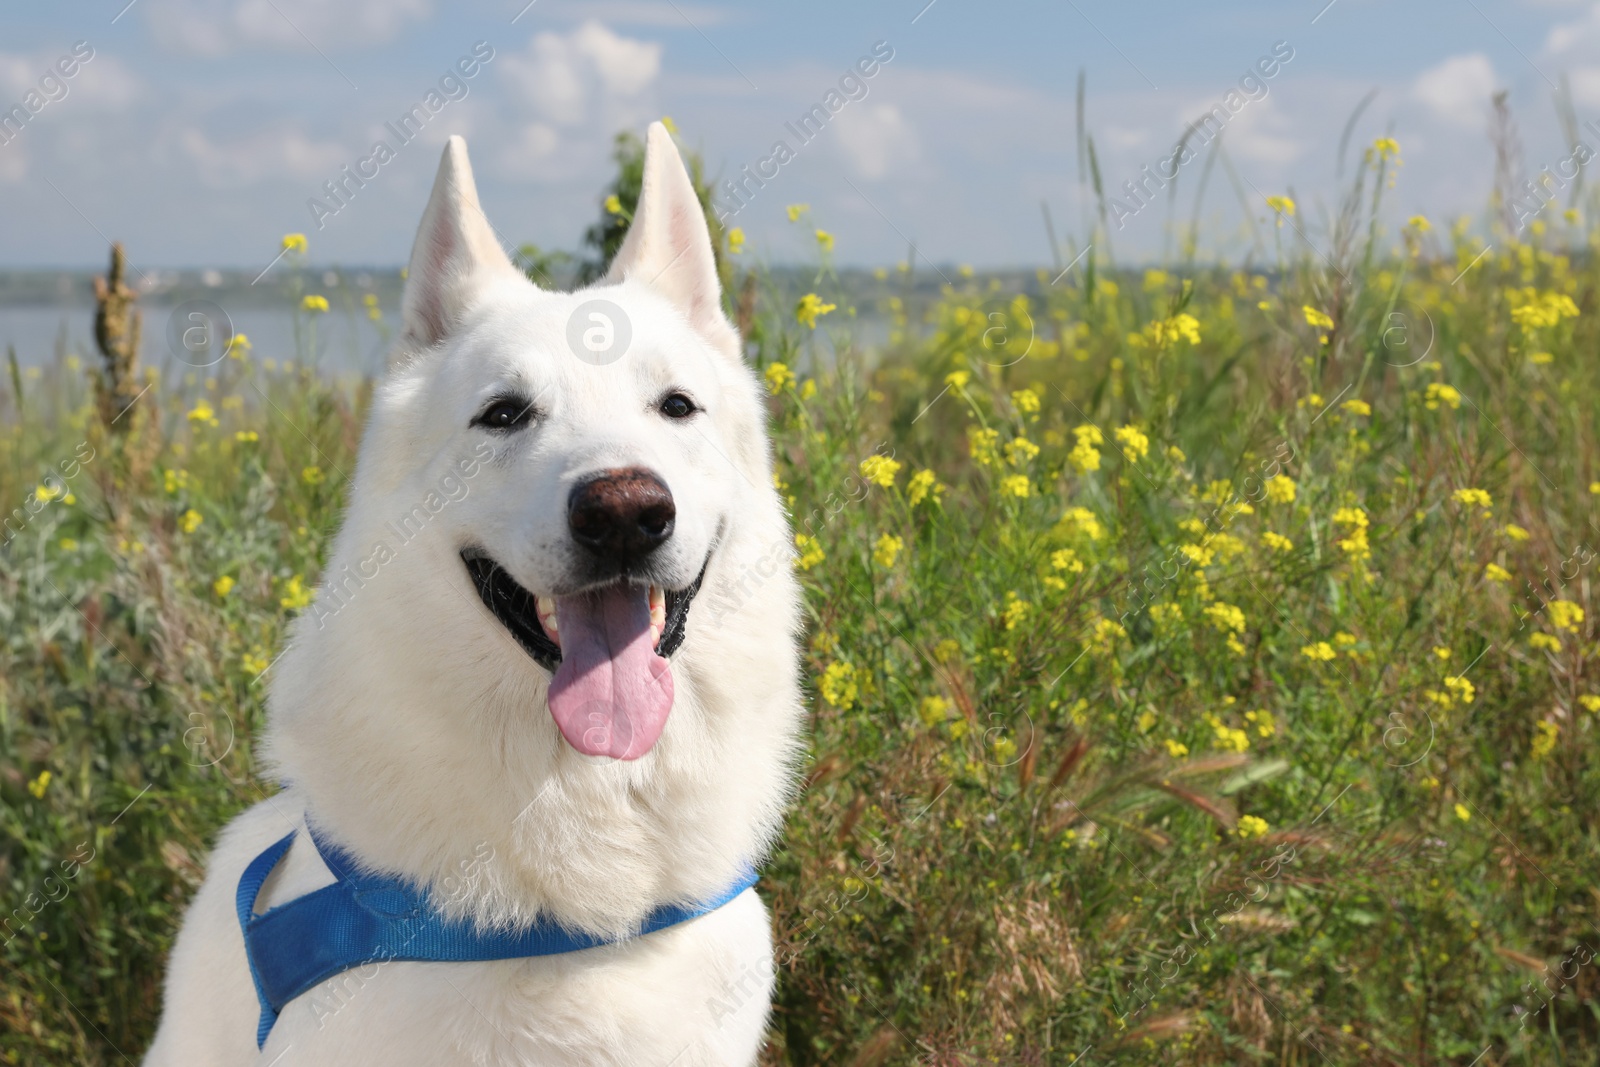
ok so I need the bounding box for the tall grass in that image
[2,134,1598,1065]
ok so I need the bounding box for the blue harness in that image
[235,825,758,1048]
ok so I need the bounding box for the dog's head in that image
[345,125,772,763]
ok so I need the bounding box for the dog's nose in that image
[568,467,676,564]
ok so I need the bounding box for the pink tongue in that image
[548,585,674,760]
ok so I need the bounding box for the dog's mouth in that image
[461,550,705,761]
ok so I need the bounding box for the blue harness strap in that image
[235,826,758,1048]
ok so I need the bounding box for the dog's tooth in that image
[536,595,559,633]
[649,586,665,630]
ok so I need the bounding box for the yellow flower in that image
[27,770,52,798]
[1061,506,1105,541]
[1547,600,1584,633]
[34,482,64,503]
[58,538,78,552]
[1453,803,1470,822]
[999,474,1031,498]
[301,294,330,313]
[1502,524,1530,542]
[226,333,252,356]
[604,194,623,215]
[1508,289,1580,331]
[1452,487,1492,512]
[1531,720,1558,759]
[859,454,902,488]
[1236,815,1269,838]
[919,696,951,727]
[1265,475,1296,504]
[1203,601,1246,634]
[1301,641,1336,662]
[1265,196,1296,225]
[814,229,834,252]
[1424,383,1461,410]
[242,651,270,675]
[281,233,307,254]
[795,292,836,329]
[235,430,259,443]
[1342,398,1372,416]
[764,362,795,393]
[1010,387,1041,415]
[1244,709,1276,738]
[969,427,1001,467]
[213,575,236,597]
[279,574,314,611]
[1113,424,1149,462]
[1372,137,1400,159]
[794,533,825,571]
[1003,593,1031,631]
[301,466,325,486]
[1163,738,1189,758]
[1302,306,1334,330]
[1050,548,1084,574]
[1004,438,1040,466]
[1068,424,1102,473]
[872,532,903,568]
[785,203,809,223]
[1579,695,1600,713]
[1408,215,1431,232]
[1529,633,1561,652]
[727,227,745,254]
[187,400,218,426]
[179,508,204,534]
[1484,562,1511,582]
[1262,531,1294,552]
[945,369,971,389]
[659,115,677,134]
[820,661,858,709]
[907,469,942,507]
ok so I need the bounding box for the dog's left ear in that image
[606,122,740,359]
[400,136,522,354]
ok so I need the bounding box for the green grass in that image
[3,140,1600,1065]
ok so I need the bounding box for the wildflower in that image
[1265,475,1296,504]
[1333,632,1357,648]
[1302,306,1334,330]
[58,538,78,551]
[1424,383,1462,410]
[1502,524,1530,542]
[302,465,325,486]
[820,661,858,709]
[1163,738,1189,758]
[1372,137,1400,159]
[1453,803,1470,822]
[1091,617,1125,647]
[999,474,1031,498]
[1484,562,1511,582]
[279,574,314,611]
[727,227,745,254]
[795,293,836,329]
[1580,695,1600,712]
[27,770,52,798]
[1301,641,1336,662]
[302,294,330,313]
[1408,215,1431,232]
[604,194,623,215]
[1342,398,1372,416]
[281,233,307,253]
[815,229,834,252]
[1244,709,1276,738]
[1167,444,1186,463]
[919,696,951,727]
[1236,815,1269,838]
[1180,543,1215,567]
[1068,424,1102,473]
[659,115,677,133]
[1547,600,1584,633]
[1452,488,1492,512]
[907,469,942,507]
[1003,593,1031,631]
[969,427,1001,466]
[1114,424,1150,462]
[1050,548,1084,574]
[226,333,252,356]
[859,454,902,489]
[1140,313,1201,346]
[1010,387,1041,415]
[1265,195,1296,225]
[1433,646,1451,660]
[1004,438,1040,466]
[1203,601,1246,634]
[872,532,903,568]
[1262,531,1294,552]
[1211,719,1250,753]
[212,575,236,598]
[1143,269,1169,291]
[1149,603,1182,627]
[944,369,971,389]
[1529,633,1561,652]
[1508,289,1580,331]
[1529,351,1553,365]
[794,533,825,571]
[179,509,203,534]
[785,204,809,223]
[236,431,259,443]
[764,362,795,393]
[187,400,218,426]
[1531,720,1558,759]
[1061,506,1104,541]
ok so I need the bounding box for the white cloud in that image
[832,103,920,180]
[1224,97,1304,167]
[538,0,736,27]
[142,0,431,57]
[1412,53,1499,128]
[177,125,347,185]
[1542,3,1600,107]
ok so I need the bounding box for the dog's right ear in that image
[399,136,521,352]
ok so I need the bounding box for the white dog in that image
[142,124,803,1066]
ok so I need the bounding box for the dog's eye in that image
[659,393,698,420]
[473,397,533,432]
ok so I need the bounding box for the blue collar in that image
[235,825,758,1048]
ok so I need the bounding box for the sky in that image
[1,0,1598,270]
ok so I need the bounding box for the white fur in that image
[143,126,803,1066]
